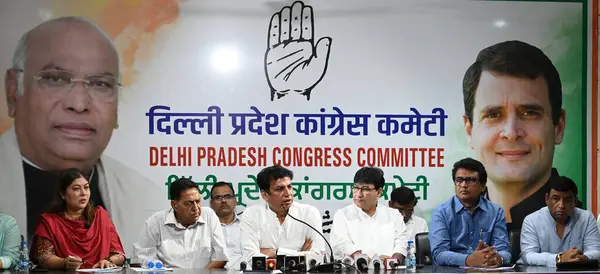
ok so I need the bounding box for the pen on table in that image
[68,255,85,264]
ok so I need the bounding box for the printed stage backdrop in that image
[0,0,592,250]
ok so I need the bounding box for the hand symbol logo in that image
[265,1,332,101]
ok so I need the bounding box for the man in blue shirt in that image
[519,176,600,267]
[430,158,511,267]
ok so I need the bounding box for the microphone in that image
[384,257,399,270]
[370,254,381,270]
[355,254,369,272]
[305,253,324,269]
[239,261,247,271]
[341,254,354,266]
[285,209,341,272]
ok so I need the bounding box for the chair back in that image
[509,229,521,264]
[415,232,432,265]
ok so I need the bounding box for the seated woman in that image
[0,213,20,269]
[31,168,125,270]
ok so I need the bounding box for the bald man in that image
[0,16,163,254]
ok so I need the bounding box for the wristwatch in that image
[556,252,563,264]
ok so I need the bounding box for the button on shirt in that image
[240,202,325,264]
[405,215,429,242]
[519,207,600,267]
[429,196,511,266]
[133,207,228,268]
[330,204,408,259]
[222,216,242,270]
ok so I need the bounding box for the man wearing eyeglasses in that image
[330,167,409,262]
[210,181,243,270]
[134,178,228,268]
[389,187,429,242]
[0,16,163,255]
[429,158,511,267]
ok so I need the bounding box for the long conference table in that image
[3,265,600,274]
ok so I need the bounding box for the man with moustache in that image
[134,178,228,268]
[462,40,568,229]
[240,165,325,265]
[430,158,511,267]
[0,16,163,253]
[210,181,243,270]
[519,177,600,267]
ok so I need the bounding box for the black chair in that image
[415,232,432,265]
[508,229,521,264]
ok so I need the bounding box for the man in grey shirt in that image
[519,176,600,267]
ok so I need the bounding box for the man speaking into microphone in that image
[240,165,325,265]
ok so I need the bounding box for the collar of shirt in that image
[164,208,206,229]
[265,202,297,222]
[452,196,488,214]
[353,203,380,221]
[220,214,241,226]
[542,206,577,228]
[22,156,43,170]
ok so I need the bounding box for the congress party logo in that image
[264,1,332,101]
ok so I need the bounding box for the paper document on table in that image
[130,267,174,272]
[76,267,122,273]
[460,264,516,271]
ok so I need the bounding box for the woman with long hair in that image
[31,168,125,270]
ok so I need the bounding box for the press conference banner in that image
[0,0,592,238]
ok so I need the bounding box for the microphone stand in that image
[285,209,343,273]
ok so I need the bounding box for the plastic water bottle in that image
[142,260,163,269]
[406,240,416,271]
[18,241,30,272]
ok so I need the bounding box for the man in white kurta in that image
[133,178,228,268]
[240,166,325,265]
[331,167,408,260]
[210,181,243,270]
[389,187,429,241]
[133,207,228,268]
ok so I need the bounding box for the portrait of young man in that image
[462,40,569,230]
